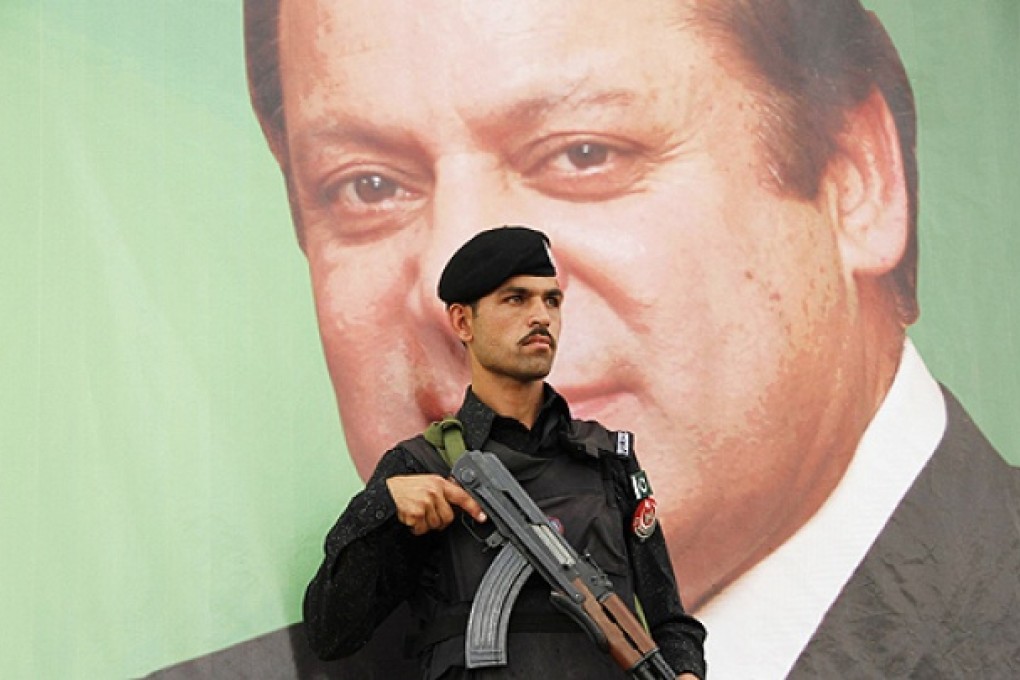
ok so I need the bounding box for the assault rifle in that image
[451,450,679,680]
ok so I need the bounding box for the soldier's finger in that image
[424,505,444,531]
[444,481,487,523]
[435,499,456,528]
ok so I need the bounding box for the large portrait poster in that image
[3,1,1018,678]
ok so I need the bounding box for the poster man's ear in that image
[827,88,910,278]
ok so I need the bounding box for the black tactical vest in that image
[401,420,638,679]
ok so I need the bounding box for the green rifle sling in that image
[423,416,467,469]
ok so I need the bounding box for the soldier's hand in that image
[386,474,487,535]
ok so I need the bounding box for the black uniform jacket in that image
[303,385,706,679]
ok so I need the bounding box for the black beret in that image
[438,225,556,304]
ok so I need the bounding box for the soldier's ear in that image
[447,304,474,343]
[825,87,909,279]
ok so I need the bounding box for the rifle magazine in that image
[464,544,533,669]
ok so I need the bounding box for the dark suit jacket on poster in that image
[789,387,1020,678]
[147,387,1020,679]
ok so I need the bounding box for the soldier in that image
[303,226,706,679]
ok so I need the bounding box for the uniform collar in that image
[456,383,570,451]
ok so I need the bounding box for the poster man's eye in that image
[352,174,399,203]
[321,170,424,214]
[519,135,647,201]
[566,142,610,170]
[311,165,428,240]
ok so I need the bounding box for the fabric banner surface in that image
[2,1,1018,678]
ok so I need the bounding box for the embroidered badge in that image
[632,497,658,541]
[630,470,653,501]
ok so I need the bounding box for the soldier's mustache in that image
[520,327,556,349]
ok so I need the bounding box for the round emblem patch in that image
[631,497,658,541]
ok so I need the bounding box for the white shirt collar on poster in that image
[698,339,947,679]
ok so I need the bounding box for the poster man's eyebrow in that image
[425,86,646,158]
[289,88,646,169]
[290,118,426,166]
[469,87,642,135]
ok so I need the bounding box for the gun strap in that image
[423,416,468,468]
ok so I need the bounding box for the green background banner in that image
[2,1,1017,677]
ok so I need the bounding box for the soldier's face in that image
[278,0,865,606]
[456,276,563,386]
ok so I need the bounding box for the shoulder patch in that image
[615,430,634,459]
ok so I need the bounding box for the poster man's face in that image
[279,0,869,605]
